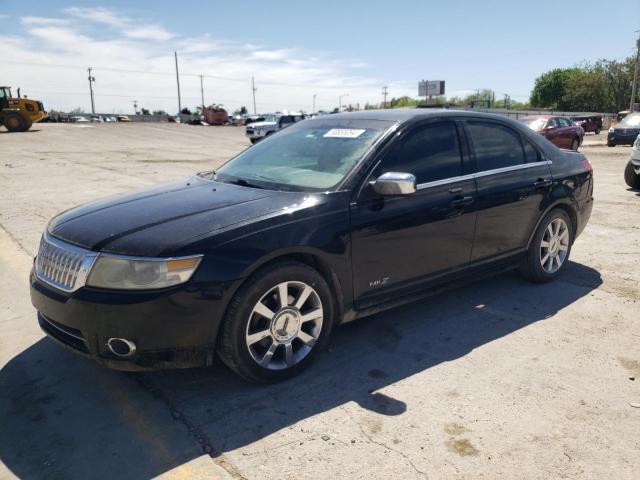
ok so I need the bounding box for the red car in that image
[520,115,584,151]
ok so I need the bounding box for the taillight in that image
[582,158,593,174]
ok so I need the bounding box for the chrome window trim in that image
[416,160,552,190]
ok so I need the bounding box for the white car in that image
[72,116,89,123]
[625,135,640,189]
[245,113,304,144]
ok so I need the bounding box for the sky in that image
[1,0,639,114]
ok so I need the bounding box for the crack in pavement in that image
[342,406,429,479]
[132,373,248,480]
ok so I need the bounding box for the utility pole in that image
[312,94,316,114]
[630,33,640,111]
[199,75,205,114]
[339,94,349,112]
[133,100,138,115]
[382,86,388,108]
[251,77,257,115]
[174,52,182,115]
[87,67,95,114]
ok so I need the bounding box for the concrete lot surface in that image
[1,123,639,479]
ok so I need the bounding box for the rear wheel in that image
[217,261,335,382]
[625,161,640,189]
[594,127,601,135]
[520,209,573,283]
[570,137,580,151]
[3,112,29,132]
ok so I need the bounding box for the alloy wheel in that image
[540,217,569,274]
[245,281,323,370]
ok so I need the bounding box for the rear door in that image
[350,120,476,304]
[556,117,574,148]
[464,120,553,261]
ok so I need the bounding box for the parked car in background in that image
[90,115,103,123]
[104,116,117,123]
[116,115,131,122]
[245,115,269,126]
[245,113,304,144]
[571,115,602,134]
[72,116,89,123]
[625,135,640,189]
[520,115,584,151]
[608,112,640,147]
[30,110,593,382]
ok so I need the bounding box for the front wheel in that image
[520,209,573,283]
[217,261,335,382]
[625,160,640,189]
[3,112,28,132]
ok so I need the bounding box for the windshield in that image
[520,118,547,130]
[216,118,395,191]
[619,113,640,127]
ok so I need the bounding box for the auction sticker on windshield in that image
[323,128,366,138]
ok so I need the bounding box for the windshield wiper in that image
[228,178,265,189]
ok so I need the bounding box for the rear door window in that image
[380,121,463,184]
[466,121,525,171]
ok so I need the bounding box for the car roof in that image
[520,115,554,120]
[324,108,529,125]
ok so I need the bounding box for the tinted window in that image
[523,138,541,163]
[557,118,571,127]
[381,122,462,183]
[547,118,559,128]
[467,122,525,171]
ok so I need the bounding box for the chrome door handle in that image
[534,178,552,188]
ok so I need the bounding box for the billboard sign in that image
[419,80,445,97]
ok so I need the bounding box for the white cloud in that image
[21,16,69,26]
[6,7,413,115]
[125,25,174,41]
[64,7,127,28]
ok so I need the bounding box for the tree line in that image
[529,56,636,112]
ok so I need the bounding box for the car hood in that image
[48,176,308,256]
[247,121,277,128]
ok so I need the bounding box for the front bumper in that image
[608,131,639,145]
[30,270,230,370]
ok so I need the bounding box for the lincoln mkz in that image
[30,110,594,382]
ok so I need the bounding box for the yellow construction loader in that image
[0,86,47,132]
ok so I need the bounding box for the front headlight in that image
[609,127,615,133]
[86,255,202,290]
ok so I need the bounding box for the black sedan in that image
[30,110,594,382]
[608,112,640,146]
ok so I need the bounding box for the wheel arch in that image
[526,200,578,249]
[213,248,346,349]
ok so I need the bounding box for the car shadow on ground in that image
[0,262,602,479]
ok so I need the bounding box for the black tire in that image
[519,209,573,283]
[3,112,28,132]
[217,261,335,383]
[594,127,601,135]
[607,141,615,147]
[570,137,580,151]
[250,138,258,144]
[625,161,640,189]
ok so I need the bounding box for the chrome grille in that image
[35,235,98,292]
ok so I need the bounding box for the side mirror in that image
[370,172,417,196]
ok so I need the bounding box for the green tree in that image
[530,68,581,109]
